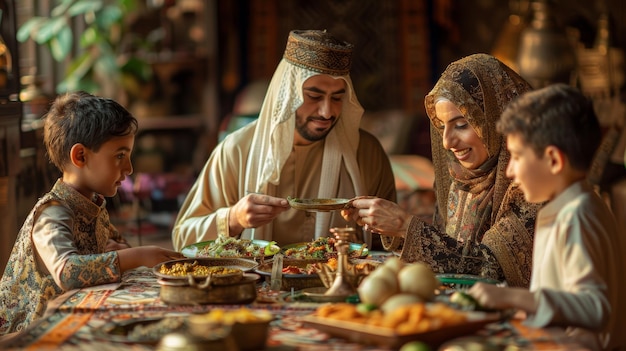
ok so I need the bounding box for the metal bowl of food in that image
[154,258,261,304]
[157,273,259,305]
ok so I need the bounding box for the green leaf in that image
[120,0,140,13]
[75,78,100,94]
[79,27,99,47]
[56,78,72,93]
[58,75,99,94]
[95,5,123,29]
[67,0,103,17]
[33,17,67,44]
[94,53,119,79]
[65,52,94,81]
[95,40,115,60]
[264,241,280,256]
[450,291,479,308]
[120,56,152,82]
[51,0,76,17]
[356,303,378,315]
[49,26,73,61]
[17,17,46,42]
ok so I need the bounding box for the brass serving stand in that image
[323,227,358,298]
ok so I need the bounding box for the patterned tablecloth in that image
[0,267,586,351]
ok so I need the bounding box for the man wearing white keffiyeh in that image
[172,30,396,251]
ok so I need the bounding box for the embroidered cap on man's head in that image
[283,29,353,76]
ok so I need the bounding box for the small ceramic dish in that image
[188,309,273,350]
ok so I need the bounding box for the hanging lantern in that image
[516,0,576,88]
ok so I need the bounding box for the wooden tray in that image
[300,311,501,349]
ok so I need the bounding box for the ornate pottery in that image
[491,0,530,72]
[516,0,576,88]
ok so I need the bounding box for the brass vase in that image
[516,0,576,88]
[491,0,530,72]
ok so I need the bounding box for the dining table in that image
[0,259,588,351]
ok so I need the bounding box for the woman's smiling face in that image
[433,100,489,170]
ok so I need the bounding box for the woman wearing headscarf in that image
[343,54,541,287]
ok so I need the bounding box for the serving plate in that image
[287,197,352,212]
[436,274,501,290]
[301,311,500,349]
[300,287,352,303]
[281,241,369,260]
[181,238,280,259]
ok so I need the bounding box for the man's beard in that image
[295,116,337,142]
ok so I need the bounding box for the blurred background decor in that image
[2,0,625,272]
[515,0,576,88]
[17,0,153,106]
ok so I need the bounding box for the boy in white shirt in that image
[468,84,626,351]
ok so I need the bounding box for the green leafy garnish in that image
[450,291,495,312]
[264,241,280,255]
[450,291,479,308]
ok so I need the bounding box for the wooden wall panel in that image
[243,0,431,113]
[399,0,431,115]
[248,0,280,81]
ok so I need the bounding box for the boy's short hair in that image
[43,91,138,171]
[497,83,602,172]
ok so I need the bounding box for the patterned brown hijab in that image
[425,54,532,237]
[412,54,542,287]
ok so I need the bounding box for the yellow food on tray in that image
[190,307,273,325]
[313,302,467,334]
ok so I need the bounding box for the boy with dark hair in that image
[468,83,626,351]
[0,91,182,335]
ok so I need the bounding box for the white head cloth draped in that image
[241,34,367,242]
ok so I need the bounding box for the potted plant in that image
[17,0,153,101]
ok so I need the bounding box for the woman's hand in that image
[341,196,411,237]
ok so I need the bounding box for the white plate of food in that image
[181,236,280,259]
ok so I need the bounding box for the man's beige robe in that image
[172,121,396,250]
